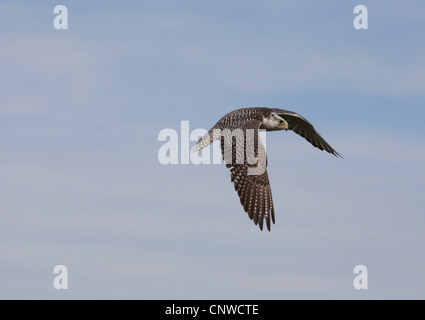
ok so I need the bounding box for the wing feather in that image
[273,108,342,158]
[231,164,274,231]
[220,117,276,231]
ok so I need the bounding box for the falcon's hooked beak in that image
[274,114,288,131]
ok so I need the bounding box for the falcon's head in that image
[260,112,288,131]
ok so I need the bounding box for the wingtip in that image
[191,145,200,153]
[334,151,344,159]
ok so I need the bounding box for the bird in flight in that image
[193,107,342,231]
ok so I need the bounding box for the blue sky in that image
[1,1,425,299]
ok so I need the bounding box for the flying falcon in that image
[193,107,341,231]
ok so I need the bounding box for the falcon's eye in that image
[279,120,284,124]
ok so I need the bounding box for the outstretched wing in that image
[230,164,275,231]
[273,109,342,158]
[220,119,275,231]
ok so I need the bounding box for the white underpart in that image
[260,114,286,131]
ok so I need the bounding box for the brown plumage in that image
[193,107,341,231]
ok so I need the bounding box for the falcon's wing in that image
[220,119,275,231]
[273,109,342,158]
[230,164,275,231]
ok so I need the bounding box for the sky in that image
[1,0,425,299]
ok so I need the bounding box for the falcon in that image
[193,107,341,231]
